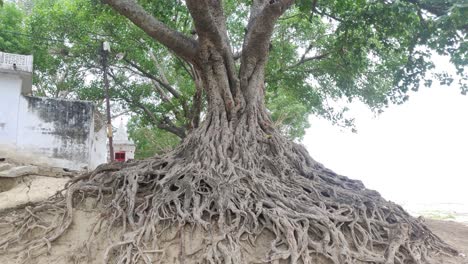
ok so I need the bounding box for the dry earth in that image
[1,159,467,263]
[426,219,468,263]
[0,158,73,211]
[0,203,467,263]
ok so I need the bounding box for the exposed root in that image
[0,111,458,263]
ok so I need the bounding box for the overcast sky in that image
[303,71,468,207]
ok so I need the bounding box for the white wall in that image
[15,96,108,170]
[0,75,107,170]
[89,125,107,169]
[114,144,136,161]
[0,75,22,147]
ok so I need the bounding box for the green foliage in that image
[0,3,30,54]
[127,117,180,159]
[420,210,456,221]
[1,0,466,146]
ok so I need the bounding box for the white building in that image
[111,120,135,162]
[0,51,107,170]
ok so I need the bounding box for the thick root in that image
[0,118,458,263]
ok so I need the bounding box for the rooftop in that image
[114,120,135,146]
[0,52,33,73]
[0,51,34,95]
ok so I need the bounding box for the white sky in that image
[303,68,468,207]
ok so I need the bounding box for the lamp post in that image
[102,41,114,162]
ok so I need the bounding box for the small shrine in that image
[111,120,135,162]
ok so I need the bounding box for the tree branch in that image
[240,0,294,86]
[233,51,242,60]
[186,0,241,109]
[405,0,449,17]
[175,57,195,80]
[109,69,173,110]
[290,52,330,68]
[246,0,269,30]
[102,0,198,62]
[148,49,170,85]
[123,58,181,99]
[312,0,318,11]
[157,116,187,139]
[123,57,191,119]
[312,7,344,22]
[189,71,203,130]
[151,80,171,103]
[243,0,294,60]
[130,98,186,139]
[111,73,187,139]
[185,0,225,47]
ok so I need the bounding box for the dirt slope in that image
[0,208,467,263]
[425,219,468,263]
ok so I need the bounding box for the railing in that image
[0,51,33,73]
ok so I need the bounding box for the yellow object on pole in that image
[107,123,113,138]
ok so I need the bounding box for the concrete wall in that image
[0,76,106,170]
[15,96,96,170]
[89,119,107,170]
[0,75,22,147]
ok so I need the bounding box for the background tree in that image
[0,1,466,263]
[0,3,29,53]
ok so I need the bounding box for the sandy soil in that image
[0,175,69,211]
[425,219,468,263]
[0,207,467,264]
[0,159,73,211]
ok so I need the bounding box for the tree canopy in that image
[1,0,466,157]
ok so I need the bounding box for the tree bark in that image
[102,0,198,62]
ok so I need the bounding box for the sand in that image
[0,204,467,264]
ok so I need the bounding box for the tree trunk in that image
[181,46,277,169]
